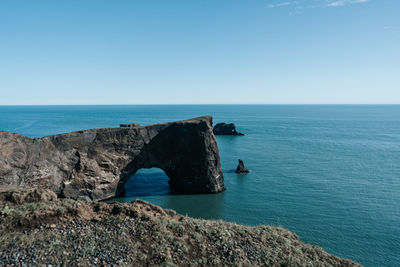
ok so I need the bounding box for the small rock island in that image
[236,159,249,173]
[213,123,244,136]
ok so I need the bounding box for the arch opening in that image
[120,168,172,197]
[114,119,225,198]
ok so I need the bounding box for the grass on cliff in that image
[0,195,359,267]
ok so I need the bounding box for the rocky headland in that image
[0,116,225,201]
[0,187,360,266]
[0,117,360,266]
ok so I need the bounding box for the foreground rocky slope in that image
[0,187,360,266]
[0,116,225,201]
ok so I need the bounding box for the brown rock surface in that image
[0,186,57,204]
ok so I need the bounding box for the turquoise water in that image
[1,105,399,266]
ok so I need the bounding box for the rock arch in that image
[119,167,171,197]
[0,116,225,201]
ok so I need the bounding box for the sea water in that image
[0,105,399,266]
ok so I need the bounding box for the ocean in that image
[1,105,399,266]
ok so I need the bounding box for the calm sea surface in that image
[1,105,399,266]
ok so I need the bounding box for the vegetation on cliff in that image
[0,187,359,266]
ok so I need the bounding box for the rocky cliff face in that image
[0,116,225,201]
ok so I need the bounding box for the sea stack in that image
[236,159,249,173]
[213,123,244,135]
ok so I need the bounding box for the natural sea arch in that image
[0,116,225,201]
[118,168,171,197]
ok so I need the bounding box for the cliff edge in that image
[0,187,360,266]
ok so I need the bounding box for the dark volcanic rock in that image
[120,123,140,128]
[0,116,225,201]
[235,159,249,173]
[213,123,244,136]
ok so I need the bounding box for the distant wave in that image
[13,120,37,131]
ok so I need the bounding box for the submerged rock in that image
[0,116,225,201]
[213,123,244,135]
[235,159,249,173]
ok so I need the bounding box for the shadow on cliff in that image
[116,121,224,197]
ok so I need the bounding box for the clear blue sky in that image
[0,0,399,104]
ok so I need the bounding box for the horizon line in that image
[1,103,400,106]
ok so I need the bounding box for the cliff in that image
[0,116,225,201]
[0,187,360,266]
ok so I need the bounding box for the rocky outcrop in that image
[120,123,140,128]
[0,116,225,201]
[0,186,57,204]
[235,159,249,173]
[213,123,244,136]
